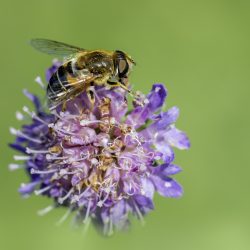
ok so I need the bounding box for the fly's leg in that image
[61,90,81,111]
[107,80,131,93]
[107,80,145,106]
[86,83,95,111]
[62,101,67,112]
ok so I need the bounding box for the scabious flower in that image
[9,61,190,236]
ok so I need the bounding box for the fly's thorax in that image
[75,51,114,77]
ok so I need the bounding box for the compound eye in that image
[118,58,129,77]
[115,51,129,78]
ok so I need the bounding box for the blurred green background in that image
[0,0,250,249]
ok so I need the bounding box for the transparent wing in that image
[47,74,97,110]
[30,38,85,56]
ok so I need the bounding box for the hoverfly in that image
[30,39,136,110]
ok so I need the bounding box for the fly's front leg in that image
[107,80,131,93]
[107,80,145,106]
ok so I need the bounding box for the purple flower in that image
[9,62,190,236]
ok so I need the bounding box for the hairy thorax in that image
[76,51,114,84]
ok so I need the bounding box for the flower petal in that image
[23,89,42,112]
[126,106,151,128]
[45,59,61,82]
[70,127,96,145]
[110,200,128,225]
[139,106,179,143]
[18,181,39,196]
[126,84,167,128]
[165,127,190,149]
[147,83,167,112]
[141,177,155,199]
[152,106,179,130]
[151,175,183,198]
[9,143,27,154]
[155,142,175,164]
[152,163,182,176]
[134,194,154,210]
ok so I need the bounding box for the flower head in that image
[10,62,190,235]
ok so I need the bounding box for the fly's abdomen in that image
[47,62,76,101]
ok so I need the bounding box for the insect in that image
[30,38,136,110]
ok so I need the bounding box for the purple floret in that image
[10,63,190,236]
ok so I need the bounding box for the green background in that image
[0,0,249,249]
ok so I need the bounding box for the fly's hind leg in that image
[61,91,81,112]
[86,83,95,110]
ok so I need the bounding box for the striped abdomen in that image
[47,61,77,101]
